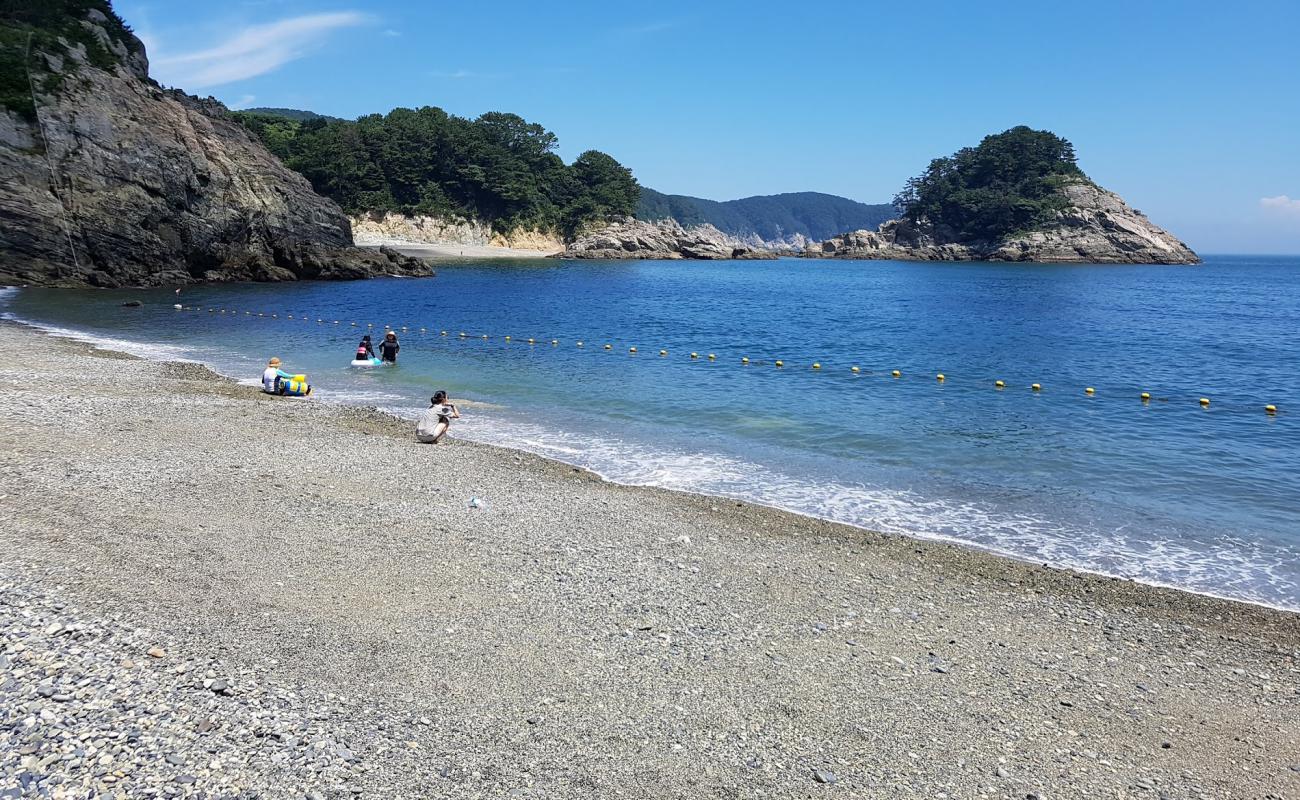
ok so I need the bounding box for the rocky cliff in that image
[555,218,776,260]
[809,182,1199,264]
[350,212,564,253]
[0,4,427,287]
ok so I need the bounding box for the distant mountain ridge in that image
[241,107,341,122]
[637,189,895,247]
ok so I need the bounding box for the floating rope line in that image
[171,304,1285,415]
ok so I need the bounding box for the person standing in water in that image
[379,331,400,364]
[416,391,460,444]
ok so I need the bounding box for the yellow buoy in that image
[811,362,820,370]
[742,356,749,364]
[629,346,637,353]
[707,353,716,360]
[551,339,559,346]
[604,344,612,350]
[690,352,699,359]
[851,366,861,373]
[460,332,467,338]
[936,373,945,381]
[1031,383,1041,391]
[528,338,535,344]
[505,335,512,341]
[1141,392,1151,401]
[775,360,784,367]
[659,349,668,356]
[891,370,901,378]
[1085,387,1095,395]
[995,380,1005,388]
[1199,397,1210,406]
[1265,404,1277,414]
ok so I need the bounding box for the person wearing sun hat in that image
[261,357,292,394]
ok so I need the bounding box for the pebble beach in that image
[1,322,1297,799]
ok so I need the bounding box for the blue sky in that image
[118,0,1300,253]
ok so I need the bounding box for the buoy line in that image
[172,304,1285,414]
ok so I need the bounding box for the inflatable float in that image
[279,374,312,396]
[350,357,383,367]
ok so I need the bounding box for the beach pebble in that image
[811,768,837,784]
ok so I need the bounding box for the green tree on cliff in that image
[234,106,640,236]
[892,126,1088,241]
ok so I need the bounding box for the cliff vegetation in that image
[235,107,640,237]
[892,126,1090,242]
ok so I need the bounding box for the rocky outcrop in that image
[350,213,564,253]
[808,182,1199,264]
[0,6,428,287]
[556,218,777,260]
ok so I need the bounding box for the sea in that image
[4,254,1298,610]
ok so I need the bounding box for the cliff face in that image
[556,218,776,260]
[809,182,1199,264]
[0,5,426,287]
[350,213,564,253]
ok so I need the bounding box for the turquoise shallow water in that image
[5,254,1299,609]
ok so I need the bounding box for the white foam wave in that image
[453,414,1300,611]
[2,313,197,363]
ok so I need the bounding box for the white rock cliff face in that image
[809,182,1199,264]
[556,218,776,260]
[350,213,564,253]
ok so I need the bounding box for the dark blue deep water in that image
[6,254,1299,608]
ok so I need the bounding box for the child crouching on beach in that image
[416,391,460,443]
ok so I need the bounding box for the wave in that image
[447,413,1300,612]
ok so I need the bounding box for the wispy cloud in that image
[151,12,367,89]
[429,69,490,80]
[382,28,402,37]
[618,20,676,35]
[1260,195,1300,216]
[229,93,257,110]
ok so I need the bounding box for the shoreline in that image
[3,321,1298,797]
[8,313,1295,616]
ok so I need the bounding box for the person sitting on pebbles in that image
[261,357,292,394]
[416,391,460,443]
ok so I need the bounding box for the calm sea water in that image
[5,255,1298,609]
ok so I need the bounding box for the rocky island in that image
[554,217,776,260]
[0,3,425,287]
[807,127,1199,264]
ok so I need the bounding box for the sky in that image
[117,0,1300,254]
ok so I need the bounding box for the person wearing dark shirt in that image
[379,331,400,363]
[355,335,375,361]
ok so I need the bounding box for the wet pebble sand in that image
[1,322,1297,799]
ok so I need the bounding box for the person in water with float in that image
[261,357,311,396]
[351,335,381,366]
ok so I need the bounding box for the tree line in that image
[235,106,640,236]
[892,126,1089,242]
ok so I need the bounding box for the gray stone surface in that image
[0,10,429,288]
[1,323,1297,798]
